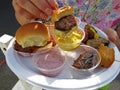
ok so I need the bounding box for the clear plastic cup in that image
[68,45,101,77]
[32,46,66,77]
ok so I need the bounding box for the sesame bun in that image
[15,22,50,48]
[51,6,74,23]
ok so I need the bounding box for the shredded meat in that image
[55,15,77,31]
[73,52,95,69]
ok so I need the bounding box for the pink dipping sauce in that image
[33,47,65,77]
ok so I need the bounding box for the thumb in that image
[103,28,118,42]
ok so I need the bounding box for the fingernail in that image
[47,0,58,9]
[45,8,53,15]
[53,2,59,9]
[109,37,116,42]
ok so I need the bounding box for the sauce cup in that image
[68,45,101,77]
[32,46,66,77]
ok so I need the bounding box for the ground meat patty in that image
[55,15,77,31]
[14,41,40,53]
[14,39,55,53]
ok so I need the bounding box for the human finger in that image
[103,28,118,42]
[116,27,120,38]
[46,0,58,9]
[15,12,31,25]
[12,0,34,25]
[15,0,48,19]
[12,0,48,24]
[30,0,53,15]
[15,9,48,25]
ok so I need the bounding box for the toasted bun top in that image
[15,22,50,48]
[51,6,74,22]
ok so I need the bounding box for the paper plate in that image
[5,22,120,90]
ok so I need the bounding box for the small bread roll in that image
[15,22,50,48]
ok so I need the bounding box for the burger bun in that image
[15,22,50,48]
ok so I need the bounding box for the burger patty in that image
[14,38,56,53]
[55,15,77,31]
[14,41,40,53]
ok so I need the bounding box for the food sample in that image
[14,22,55,54]
[51,6,76,31]
[73,50,99,69]
[83,24,115,68]
[68,45,101,72]
[83,24,99,42]
[84,24,99,39]
[86,37,109,49]
[82,24,109,49]
[33,47,65,77]
[51,6,84,51]
[98,44,115,68]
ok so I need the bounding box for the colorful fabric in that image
[57,0,120,30]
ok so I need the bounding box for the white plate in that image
[5,22,120,90]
